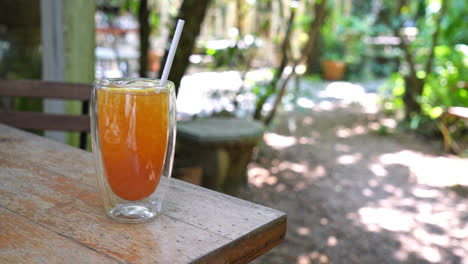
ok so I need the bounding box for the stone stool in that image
[176,118,264,193]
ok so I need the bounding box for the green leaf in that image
[393,85,405,96]
[206,48,217,56]
[429,106,443,119]
[252,85,261,95]
[150,12,159,28]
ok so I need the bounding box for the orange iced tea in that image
[97,87,169,201]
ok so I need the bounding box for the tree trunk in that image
[138,0,150,77]
[159,0,211,95]
[305,9,326,75]
[403,76,423,119]
[253,4,297,120]
[236,0,245,37]
[263,0,328,126]
[397,0,447,120]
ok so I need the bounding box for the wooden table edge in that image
[0,124,289,263]
[192,214,287,264]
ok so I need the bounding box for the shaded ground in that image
[234,80,468,264]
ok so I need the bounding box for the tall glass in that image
[90,78,176,223]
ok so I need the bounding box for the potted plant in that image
[322,33,346,81]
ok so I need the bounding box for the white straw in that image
[160,19,185,86]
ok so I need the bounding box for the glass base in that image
[108,204,158,223]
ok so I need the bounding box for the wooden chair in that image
[0,79,92,149]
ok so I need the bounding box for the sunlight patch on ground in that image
[368,179,379,187]
[296,98,339,112]
[275,161,327,180]
[277,161,307,173]
[362,188,374,197]
[176,69,273,117]
[296,97,316,109]
[176,72,382,119]
[368,163,388,177]
[263,132,297,149]
[297,252,329,264]
[380,118,397,128]
[379,150,468,187]
[319,82,367,101]
[297,226,310,236]
[303,116,314,125]
[335,125,368,138]
[309,165,327,178]
[327,236,338,247]
[317,101,335,111]
[247,159,327,188]
[351,148,468,262]
[247,164,278,188]
[358,207,415,232]
[244,68,273,83]
[298,136,316,144]
[177,71,243,116]
[412,187,440,198]
[352,180,468,262]
[296,255,310,264]
[318,81,379,114]
[334,143,351,152]
[356,200,467,262]
[336,153,362,165]
[275,183,286,192]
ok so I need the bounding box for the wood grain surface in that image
[0,124,286,263]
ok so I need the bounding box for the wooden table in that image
[0,124,286,263]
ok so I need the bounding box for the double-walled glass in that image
[91,78,176,223]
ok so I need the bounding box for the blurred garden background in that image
[1,0,468,263]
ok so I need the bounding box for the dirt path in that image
[236,80,468,264]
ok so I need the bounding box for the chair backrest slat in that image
[0,80,92,100]
[0,112,90,132]
[0,79,92,149]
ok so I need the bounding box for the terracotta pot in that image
[321,60,346,81]
[148,50,161,73]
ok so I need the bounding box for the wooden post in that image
[41,0,66,143]
[62,1,95,84]
[63,0,95,149]
[41,0,95,146]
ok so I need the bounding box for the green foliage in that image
[421,44,468,117]
[440,0,468,45]
[379,73,405,114]
[206,46,238,69]
[203,37,258,69]
[120,0,160,33]
[322,23,345,61]
[340,16,371,64]
[295,13,313,32]
[121,0,139,14]
[149,12,159,29]
[252,83,272,99]
[381,44,468,132]
[378,0,468,141]
[321,7,376,80]
[375,125,391,136]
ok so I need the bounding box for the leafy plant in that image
[421,44,468,118]
[321,18,345,61]
[381,0,467,124]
